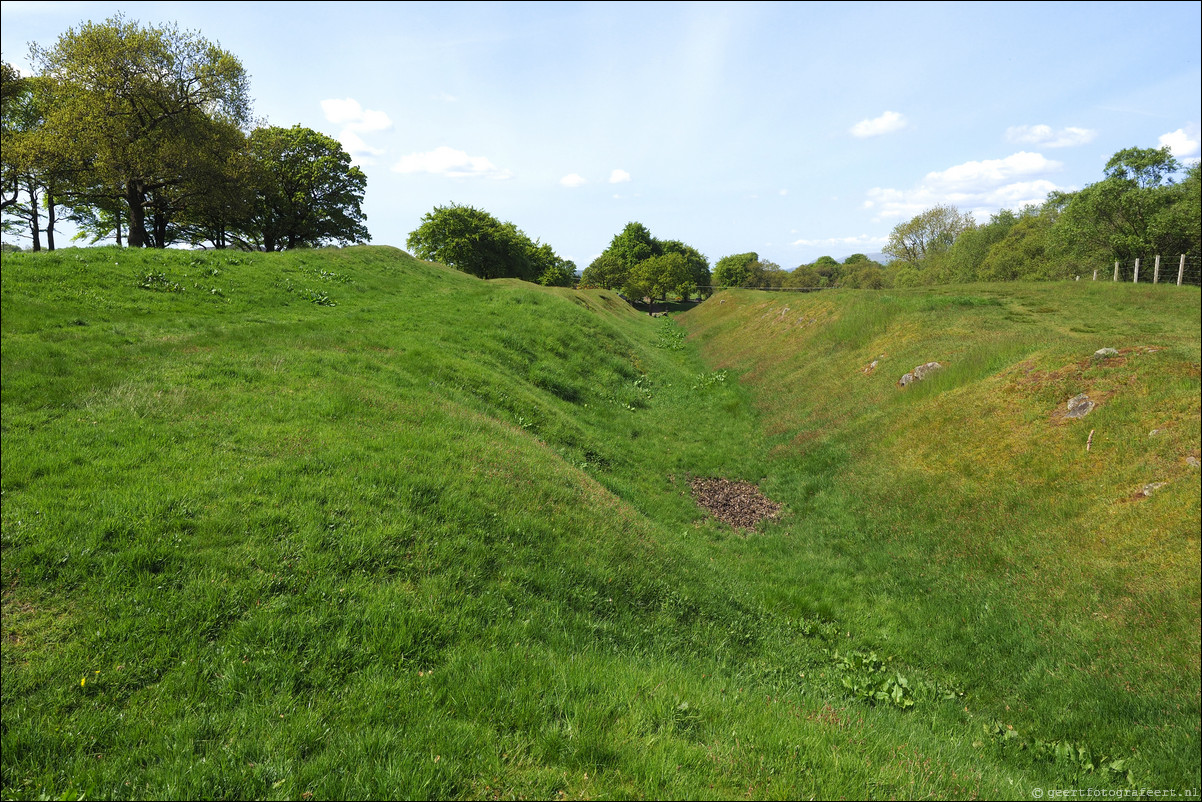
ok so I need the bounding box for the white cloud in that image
[321,98,393,165]
[792,234,888,248]
[850,110,907,138]
[320,98,393,133]
[393,146,514,180]
[560,173,588,187]
[338,131,385,167]
[923,151,1062,192]
[863,151,1065,220]
[1005,124,1096,148]
[779,189,788,196]
[609,169,631,184]
[1159,125,1200,158]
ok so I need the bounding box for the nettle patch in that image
[829,648,962,710]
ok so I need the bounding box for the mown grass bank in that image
[2,246,1198,799]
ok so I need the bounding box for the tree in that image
[659,239,710,298]
[527,240,575,287]
[0,71,77,251]
[978,209,1062,281]
[246,125,369,251]
[782,264,821,288]
[406,204,567,281]
[941,209,1016,282]
[580,252,627,290]
[580,222,661,291]
[625,252,691,302]
[1147,163,1200,267]
[1056,146,1188,267]
[606,222,661,268]
[30,14,251,247]
[810,255,842,286]
[745,260,786,288]
[882,204,974,266]
[581,223,709,298]
[712,252,758,288]
[1,61,27,212]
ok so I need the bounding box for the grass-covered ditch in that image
[2,245,1198,798]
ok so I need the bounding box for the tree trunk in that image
[115,206,123,247]
[125,180,148,248]
[45,187,56,251]
[27,178,42,253]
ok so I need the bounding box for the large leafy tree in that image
[625,253,691,302]
[582,223,710,299]
[712,252,758,288]
[1057,146,1191,267]
[882,204,974,266]
[1,61,27,212]
[246,125,369,251]
[579,252,627,290]
[581,222,663,291]
[29,14,251,247]
[408,204,565,281]
[659,239,711,297]
[1147,163,1200,266]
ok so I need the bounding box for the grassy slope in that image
[1,247,1198,799]
[680,284,1201,788]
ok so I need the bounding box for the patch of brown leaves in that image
[690,477,781,531]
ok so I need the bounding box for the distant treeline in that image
[702,147,1200,292]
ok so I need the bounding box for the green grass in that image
[2,247,1198,799]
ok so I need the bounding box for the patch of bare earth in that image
[690,477,781,531]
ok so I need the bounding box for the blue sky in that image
[3,1,1200,267]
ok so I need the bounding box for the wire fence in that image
[1090,255,1202,287]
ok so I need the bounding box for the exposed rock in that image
[863,359,880,375]
[1187,456,1199,468]
[1138,482,1167,497]
[690,477,781,531]
[898,361,942,388]
[1065,393,1094,419]
[1094,347,1119,358]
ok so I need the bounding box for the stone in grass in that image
[898,362,942,388]
[1065,393,1094,419]
[1094,347,1119,358]
[1138,482,1167,497]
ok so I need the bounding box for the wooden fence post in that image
[1153,255,1161,284]
[1114,261,1119,281]
[1134,258,1141,283]
[1092,269,1098,281]
[1180,254,1187,286]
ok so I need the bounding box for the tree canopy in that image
[406,204,569,284]
[3,15,371,251]
[882,204,974,266]
[247,126,370,251]
[581,222,710,300]
[712,252,758,288]
[29,14,251,248]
